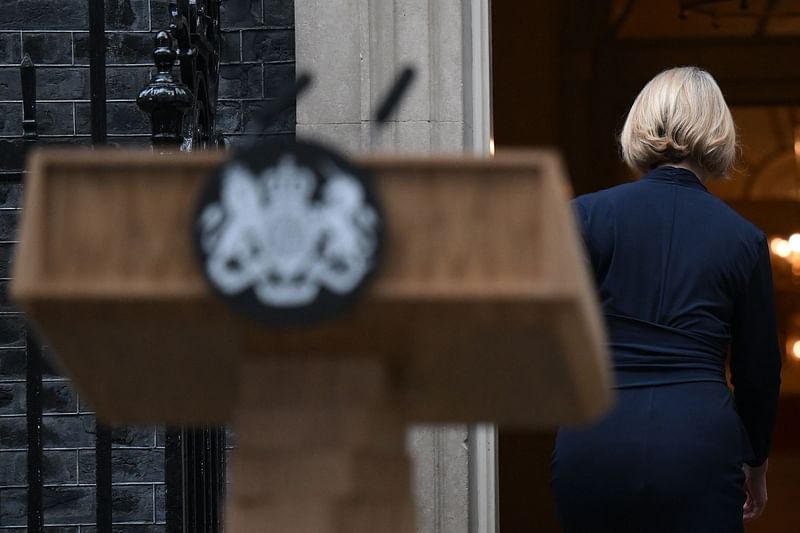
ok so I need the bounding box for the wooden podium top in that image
[12,148,612,426]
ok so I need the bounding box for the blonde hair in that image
[619,66,736,179]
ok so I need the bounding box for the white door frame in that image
[465,2,497,533]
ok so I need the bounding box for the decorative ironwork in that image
[165,428,226,533]
[26,330,43,532]
[21,55,37,143]
[137,4,228,532]
[88,1,113,529]
[138,1,222,151]
[89,0,107,146]
[17,2,227,531]
[170,0,222,150]
[137,31,194,149]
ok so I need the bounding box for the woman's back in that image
[554,167,780,533]
[551,66,781,533]
[575,166,770,389]
[577,166,763,329]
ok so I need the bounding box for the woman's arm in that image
[730,235,782,468]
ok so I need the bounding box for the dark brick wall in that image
[0,0,296,175]
[0,0,295,530]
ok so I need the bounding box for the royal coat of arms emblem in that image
[193,139,384,325]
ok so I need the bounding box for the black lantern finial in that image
[137,31,194,150]
[20,54,37,143]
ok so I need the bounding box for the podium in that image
[12,148,611,532]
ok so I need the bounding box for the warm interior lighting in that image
[769,235,800,275]
[772,237,792,258]
[795,125,800,161]
[792,340,800,360]
[770,126,800,273]
[790,234,800,252]
[489,138,496,157]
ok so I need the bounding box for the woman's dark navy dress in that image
[551,166,782,533]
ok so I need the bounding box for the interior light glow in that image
[792,340,800,360]
[795,125,800,160]
[789,234,800,253]
[771,238,792,258]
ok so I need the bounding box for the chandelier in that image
[678,0,749,28]
[768,124,800,277]
[679,0,748,16]
[770,236,800,276]
[787,314,800,364]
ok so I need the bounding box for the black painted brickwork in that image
[0,0,296,177]
[0,0,296,530]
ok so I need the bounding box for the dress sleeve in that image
[730,235,782,467]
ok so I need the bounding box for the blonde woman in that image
[551,67,781,532]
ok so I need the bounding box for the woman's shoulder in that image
[574,181,766,247]
[573,181,640,211]
[703,194,766,244]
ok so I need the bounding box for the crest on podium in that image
[195,139,384,325]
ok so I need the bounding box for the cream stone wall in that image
[295,0,483,155]
[295,2,493,532]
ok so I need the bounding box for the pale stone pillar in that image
[294,2,494,533]
[295,0,486,155]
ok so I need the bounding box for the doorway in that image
[492,2,800,531]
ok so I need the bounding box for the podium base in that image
[226,356,415,533]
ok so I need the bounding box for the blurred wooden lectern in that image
[12,149,611,533]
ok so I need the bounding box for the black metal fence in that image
[165,428,226,533]
[15,1,227,531]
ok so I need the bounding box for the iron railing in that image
[15,1,228,532]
